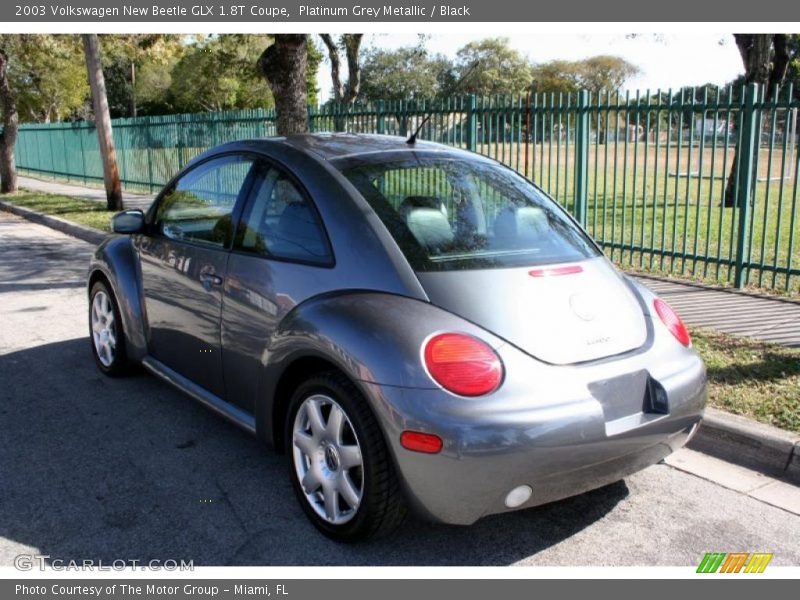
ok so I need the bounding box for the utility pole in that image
[82,34,123,210]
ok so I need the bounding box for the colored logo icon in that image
[697,552,773,573]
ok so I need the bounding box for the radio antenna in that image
[406,60,481,145]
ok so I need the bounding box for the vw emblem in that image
[569,293,597,321]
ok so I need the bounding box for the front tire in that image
[89,280,131,377]
[285,372,406,542]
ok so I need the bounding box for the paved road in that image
[1,211,799,567]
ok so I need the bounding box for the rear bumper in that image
[360,340,707,525]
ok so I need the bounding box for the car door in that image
[220,160,335,413]
[138,154,257,398]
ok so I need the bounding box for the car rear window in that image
[337,153,600,271]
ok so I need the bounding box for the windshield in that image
[337,153,601,271]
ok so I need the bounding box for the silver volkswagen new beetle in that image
[87,133,706,541]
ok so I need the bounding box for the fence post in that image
[733,83,759,289]
[466,95,477,152]
[574,90,590,227]
[145,117,155,193]
[377,100,386,134]
[78,123,88,185]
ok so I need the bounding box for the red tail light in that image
[653,299,691,347]
[423,333,504,396]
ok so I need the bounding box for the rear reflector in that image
[423,333,504,396]
[528,265,584,277]
[653,298,691,347]
[400,431,443,454]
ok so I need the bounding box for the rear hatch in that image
[333,149,649,363]
[416,257,648,365]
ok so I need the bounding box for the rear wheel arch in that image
[269,355,351,453]
[88,268,110,295]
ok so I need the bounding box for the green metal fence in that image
[13,83,800,293]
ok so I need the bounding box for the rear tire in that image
[285,371,407,542]
[89,280,131,377]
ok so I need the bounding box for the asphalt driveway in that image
[1,211,799,566]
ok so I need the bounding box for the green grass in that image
[691,328,800,433]
[2,190,116,232]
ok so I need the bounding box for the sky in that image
[316,33,745,101]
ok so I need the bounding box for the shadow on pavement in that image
[0,215,92,288]
[0,338,628,566]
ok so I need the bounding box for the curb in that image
[3,197,799,483]
[0,200,107,246]
[689,407,800,483]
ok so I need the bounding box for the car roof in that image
[235,132,464,162]
[282,133,460,161]
[189,133,477,172]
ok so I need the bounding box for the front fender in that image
[255,291,506,446]
[88,235,147,362]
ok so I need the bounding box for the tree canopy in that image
[454,38,533,96]
[168,35,275,113]
[5,35,88,122]
[359,46,453,101]
[360,42,641,101]
[100,34,186,117]
[532,55,640,95]
[0,34,650,125]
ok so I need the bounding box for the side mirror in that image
[112,209,145,234]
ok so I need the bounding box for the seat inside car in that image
[399,196,454,252]
[493,205,549,245]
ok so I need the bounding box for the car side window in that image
[235,165,332,265]
[156,155,255,248]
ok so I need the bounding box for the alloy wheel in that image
[292,394,364,525]
[91,290,117,368]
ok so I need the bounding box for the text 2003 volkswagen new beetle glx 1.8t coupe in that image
[87,133,706,542]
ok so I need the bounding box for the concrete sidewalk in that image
[19,175,154,211]
[15,175,800,348]
[635,275,800,348]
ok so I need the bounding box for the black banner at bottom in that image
[2,579,794,600]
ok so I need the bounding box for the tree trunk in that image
[258,35,309,136]
[320,34,363,131]
[768,34,791,93]
[130,61,137,118]
[723,34,785,207]
[342,35,363,104]
[83,34,123,211]
[0,48,18,194]
[320,34,344,102]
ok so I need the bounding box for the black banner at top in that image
[5,0,800,22]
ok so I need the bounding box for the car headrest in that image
[494,206,548,240]
[405,207,454,251]
[399,196,446,220]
